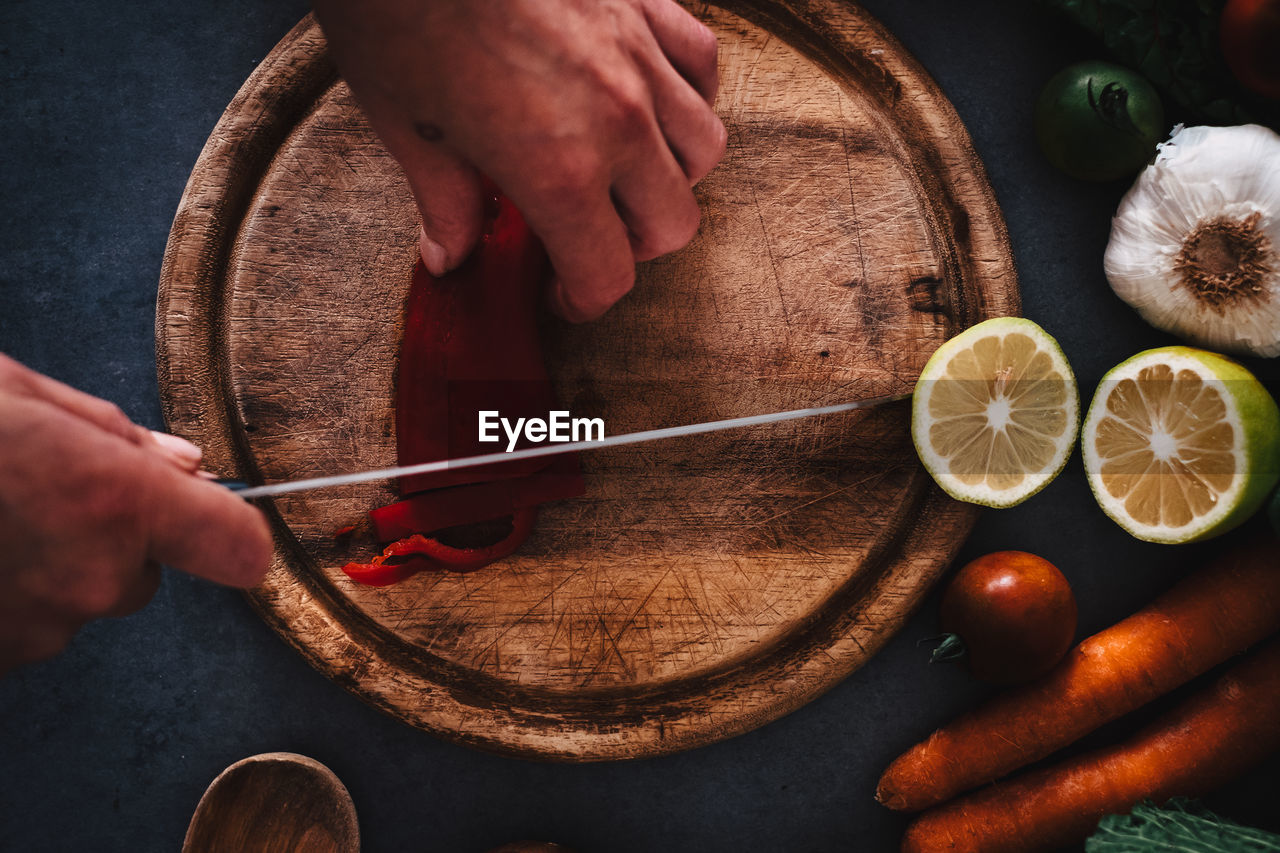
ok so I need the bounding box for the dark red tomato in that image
[1221,0,1280,100]
[933,551,1077,685]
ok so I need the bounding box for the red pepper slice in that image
[368,454,582,543]
[340,557,433,588]
[391,507,536,570]
[340,508,537,583]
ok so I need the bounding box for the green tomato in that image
[1035,61,1165,182]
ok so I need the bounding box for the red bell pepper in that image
[397,193,557,495]
[341,189,585,587]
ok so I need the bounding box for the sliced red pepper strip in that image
[340,556,434,587]
[379,534,442,558]
[368,454,583,543]
[407,507,537,571]
[340,508,537,584]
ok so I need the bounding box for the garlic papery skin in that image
[1104,124,1280,358]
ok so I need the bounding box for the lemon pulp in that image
[1083,346,1280,543]
[1092,362,1235,529]
[913,318,1079,507]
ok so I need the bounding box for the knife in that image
[225,392,910,499]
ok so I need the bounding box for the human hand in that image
[312,0,726,322]
[0,355,272,671]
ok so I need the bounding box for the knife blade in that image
[227,392,910,499]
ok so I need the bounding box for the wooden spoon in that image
[182,752,359,853]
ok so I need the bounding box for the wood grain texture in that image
[157,2,1018,760]
[182,753,359,853]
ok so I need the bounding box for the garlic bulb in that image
[1104,123,1280,357]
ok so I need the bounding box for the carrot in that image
[900,637,1280,853]
[877,535,1280,812]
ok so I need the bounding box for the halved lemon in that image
[912,317,1079,507]
[1082,346,1280,543]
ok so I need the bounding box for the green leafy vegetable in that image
[1088,800,1280,852]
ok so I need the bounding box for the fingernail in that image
[150,431,203,466]
[419,227,449,277]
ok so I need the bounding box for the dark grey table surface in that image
[2,2,1278,851]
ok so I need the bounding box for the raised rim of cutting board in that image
[157,2,1017,760]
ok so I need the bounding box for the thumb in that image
[393,133,485,276]
[142,458,274,588]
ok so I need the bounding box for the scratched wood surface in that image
[157,1,1018,760]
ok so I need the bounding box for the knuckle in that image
[603,80,654,135]
[605,262,637,301]
[558,264,635,323]
[637,195,701,258]
[676,197,702,245]
[616,96,651,134]
[94,400,136,437]
[709,116,728,161]
[684,116,727,184]
[692,21,720,67]
[531,155,602,207]
[554,285,591,323]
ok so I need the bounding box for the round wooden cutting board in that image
[157,1,1017,760]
